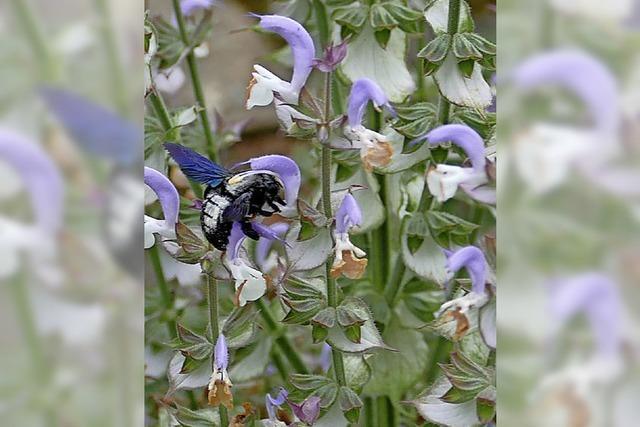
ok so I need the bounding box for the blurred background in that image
[498,0,640,425]
[0,0,142,426]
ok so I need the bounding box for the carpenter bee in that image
[164,143,285,251]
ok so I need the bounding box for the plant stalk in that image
[256,298,309,375]
[205,273,229,425]
[320,71,348,388]
[10,0,57,80]
[171,0,218,162]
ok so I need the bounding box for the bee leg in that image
[258,208,275,217]
[241,221,260,240]
[274,195,286,206]
[267,200,282,213]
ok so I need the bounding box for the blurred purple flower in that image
[331,193,367,279]
[144,167,179,249]
[40,87,141,167]
[416,124,495,204]
[247,15,315,108]
[0,128,64,232]
[181,0,215,16]
[288,395,321,425]
[266,387,288,420]
[548,273,621,357]
[313,40,348,72]
[0,128,64,284]
[214,333,229,371]
[511,49,619,135]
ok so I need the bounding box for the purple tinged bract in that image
[0,128,64,232]
[288,395,321,425]
[313,40,349,72]
[144,167,180,225]
[347,78,395,128]
[511,50,619,134]
[255,15,315,94]
[445,246,487,294]
[547,272,621,357]
[335,193,362,234]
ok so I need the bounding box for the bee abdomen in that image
[201,188,232,251]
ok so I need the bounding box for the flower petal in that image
[347,78,393,127]
[423,124,486,172]
[255,15,315,96]
[511,49,619,134]
[445,246,487,294]
[144,167,180,225]
[214,333,229,371]
[248,155,301,209]
[226,222,246,261]
[181,0,215,16]
[335,193,362,234]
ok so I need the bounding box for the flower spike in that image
[208,333,233,408]
[331,193,367,279]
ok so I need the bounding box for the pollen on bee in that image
[228,174,244,185]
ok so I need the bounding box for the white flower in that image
[226,258,267,307]
[344,125,394,172]
[427,164,488,203]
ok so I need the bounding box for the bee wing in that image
[164,143,230,186]
[222,192,252,222]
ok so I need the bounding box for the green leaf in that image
[370,3,398,30]
[172,105,200,128]
[174,324,212,360]
[417,33,451,64]
[312,306,337,328]
[332,2,368,30]
[363,316,428,400]
[411,376,480,426]
[341,24,415,102]
[465,33,496,55]
[173,222,208,264]
[152,16,184,69]
[434,51,492,109]
[336,297,370,327]
[229,337,272,382]
[426,211,479,247]
[333,169,385,232]
[452,33,482,61]
[476,397,496,423]
[222,305,259,349]
[424,0,474,34]
[316,383,340,408]
[343,354,372,390]
[457,58,475,78]
[285,223,333,271]
[174,405,220,427]
[374,29,391,49]
[290,374,336,391]
[384,3,424,33]
[312,324,329,343]
[440,385,481,404]
[167,353,210,392]
[401,214,449,285]
[338,387,363,422]
[344,324,362,343]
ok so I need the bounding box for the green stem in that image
[270,346,290,381]
[94,0,129,115]
[205,273,228,425]
[10,0,57,81]
[364,396,377,427]
[149,246,177,338]
[171,0,218,162]
[436,0,461,126]
[256,298,309,375]
[318,71,348,389]
[383,256,406,306]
